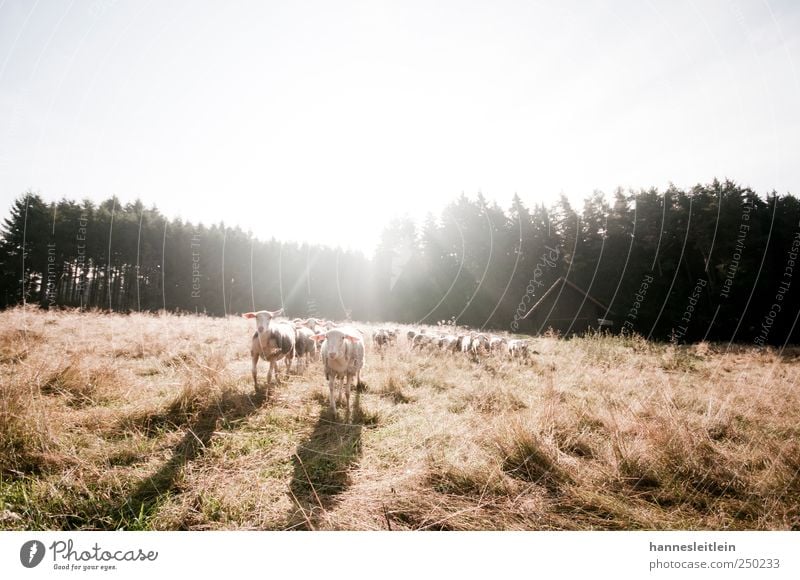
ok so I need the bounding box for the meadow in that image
[1,307,798,530]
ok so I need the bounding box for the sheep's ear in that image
[242,312,257,319]
[272,308,284,317]
[345,335,360,342]
[311,334,327,342]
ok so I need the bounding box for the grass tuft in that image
[0,328,43,364]
[494,421,568,491]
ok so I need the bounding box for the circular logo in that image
[20,540,46,568]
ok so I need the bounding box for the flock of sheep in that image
[242,309,533,415]
[401,327,532,359]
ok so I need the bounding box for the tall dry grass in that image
[1,306,798,530]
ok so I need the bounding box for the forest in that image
[1,179,799,344]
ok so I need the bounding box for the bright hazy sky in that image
[1,0,799,254]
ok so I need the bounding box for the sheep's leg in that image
[337,376,345,404]
[328,373,337,414]
[251,351,259,390]
[344,373,351,415]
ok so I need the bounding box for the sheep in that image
[296,318,326,350]
[300,317,325,333]
[489,336,509,355]
[294,325,317,371]
[315,327,365,414]
[470,333,490,358]
[441,334,459,352]
[372,328,390,350]
[460,333,473,354]
[243,309,296,389]
[412,332,435,350]
[508,339,531,359]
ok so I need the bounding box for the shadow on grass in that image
[285,392,366,529]
[110,387,269,529]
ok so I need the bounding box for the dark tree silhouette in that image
[2,181,798,344]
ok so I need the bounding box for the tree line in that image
[2,180,799,344]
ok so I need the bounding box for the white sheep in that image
[243,309,296,389]
[315,327,365,414]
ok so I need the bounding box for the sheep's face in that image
[242,309,283,335]
[320,329,359,361]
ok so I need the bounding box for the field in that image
[1,307,799,530]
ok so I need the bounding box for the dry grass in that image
[1,307,799,530]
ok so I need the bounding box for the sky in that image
[1,0,799,255]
